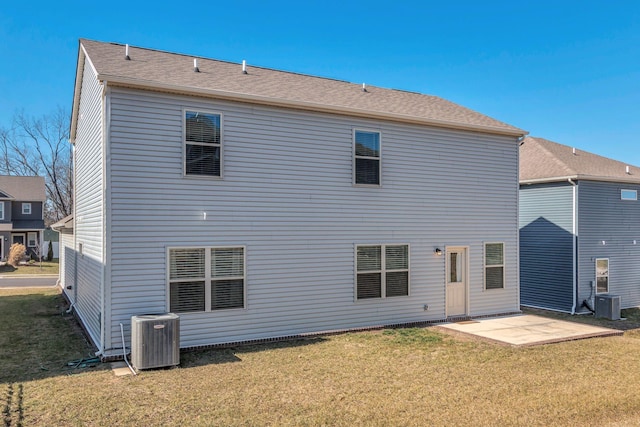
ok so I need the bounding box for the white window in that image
[356,244,409,299]
[22,203,31,215]
[168,246,245,313]
[354,130,381,185]
[0,202,4,220]
[621,189,637,201]
[27,232,37,247]
[484,243,505,290]
[596,258,609,293]
[184,110,222,177]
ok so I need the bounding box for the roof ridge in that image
[82,38,357,85]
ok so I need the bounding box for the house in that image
[0,175,46,260]
[520,136,640,313]
[62,39,527,358]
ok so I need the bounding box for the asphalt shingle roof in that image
[77,39,525,137]
[520,136,640,184]
[0,176,46,201]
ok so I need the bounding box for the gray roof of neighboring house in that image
[12,220,46,230]
[520,136,640,184]
[72,39,526,140]
[0,176,46,201]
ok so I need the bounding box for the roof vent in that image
[242,60,247,74]
[572,147,576,155]
[125,44,130,60]
[362,83,367,92]
[193,58,199,73]
[626,165,631,174]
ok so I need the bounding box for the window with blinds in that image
[168,246,245,313]
[184,110,222,177]
[484,242,504,290]
[354,130,380,185]
[356,244,409,299]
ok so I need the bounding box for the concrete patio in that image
[438,314,623,346]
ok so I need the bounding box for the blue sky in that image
[1,1,639,165]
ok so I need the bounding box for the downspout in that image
[568,178,577,314]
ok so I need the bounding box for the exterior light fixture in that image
[434,248,443,256]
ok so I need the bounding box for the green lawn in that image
[3,288,640,426]
[0,259,59,276]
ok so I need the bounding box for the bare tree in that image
[0,107,72,224]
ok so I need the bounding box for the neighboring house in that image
[520,136,640,313]
[62,39,526,358]
[0,176,46,259]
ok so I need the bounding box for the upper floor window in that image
[354,130,380,185]
[484,243,505,290]
[621,189,637,201]
[0,203,4,220]
[356,244,409,299]
[184,110,222,177]
[22,203,31,215]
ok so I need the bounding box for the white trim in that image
[354,243,410,301]
[521,175,640,185]
[483,242,505,290]
[22,202,31,215]
[166,245,247,313]
[182,108,224,179]
[621,189,637,200]
[27,232,37,248]
[352,128,382,187]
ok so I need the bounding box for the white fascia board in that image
[520,174,640,185]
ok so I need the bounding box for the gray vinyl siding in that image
[577,181,640,309]
[105,87,519,349]
[72,61,104,349]
[11,201,43,221]
[519,183,575,312]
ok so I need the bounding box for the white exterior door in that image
[446,247,468,317]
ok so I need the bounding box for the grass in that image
[3,288,640,426]
[0,260,59,276]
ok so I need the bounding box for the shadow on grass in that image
[523,306,640,332]
[0,290,106,384]
[0,264,17,273]
[180,336,328,368]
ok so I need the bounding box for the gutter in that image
[568,178,577,314]
[521,174,640,185]
[96,74,527,138]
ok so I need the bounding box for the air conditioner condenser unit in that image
[595,295,621,321]
[131,313,180,370]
